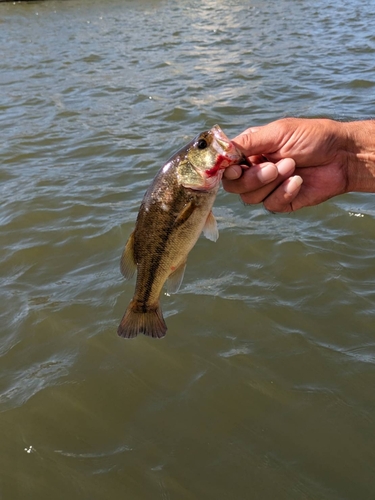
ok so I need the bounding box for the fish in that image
[117,125,247,339]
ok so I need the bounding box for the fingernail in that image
[285,175,303,195]
[257,164,278,183]
[278,159,295,177]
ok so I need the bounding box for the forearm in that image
[342,120,375,193]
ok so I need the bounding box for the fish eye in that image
[197,139,208,150]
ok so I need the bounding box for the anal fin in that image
[167,260,187,294]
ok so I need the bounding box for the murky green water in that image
[1,0,375,498]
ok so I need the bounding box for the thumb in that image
[232,122,284,158]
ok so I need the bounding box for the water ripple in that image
[1,0,375,498]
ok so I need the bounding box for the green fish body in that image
[118,125,246,339]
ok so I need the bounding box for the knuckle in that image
[241,191,266,205]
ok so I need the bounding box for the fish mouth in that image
[211,125,238,160]
[203,125,245,179]
[211,124,250,167]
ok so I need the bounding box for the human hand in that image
[223,118,351,212]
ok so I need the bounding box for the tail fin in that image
[117,301,167,339]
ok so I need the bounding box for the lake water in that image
[1,0,375,498]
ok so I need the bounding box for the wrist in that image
[342,120,375,193]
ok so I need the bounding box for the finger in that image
[235,158,296,204]
[232,122,285,157]
[222,161,279,193]
[223,165,244,180]
[263,176,303,213]
[249,154,268,164]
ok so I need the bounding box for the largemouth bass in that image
[118,125,246,339]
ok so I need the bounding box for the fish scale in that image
[117,125,247,339]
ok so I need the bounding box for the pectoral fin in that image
[120,231,137,279]
[202,211,219,242]
[167,260,187,294]
[174,201,197,228]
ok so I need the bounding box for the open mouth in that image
[211,125,231,155]
[212,124,250,167]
